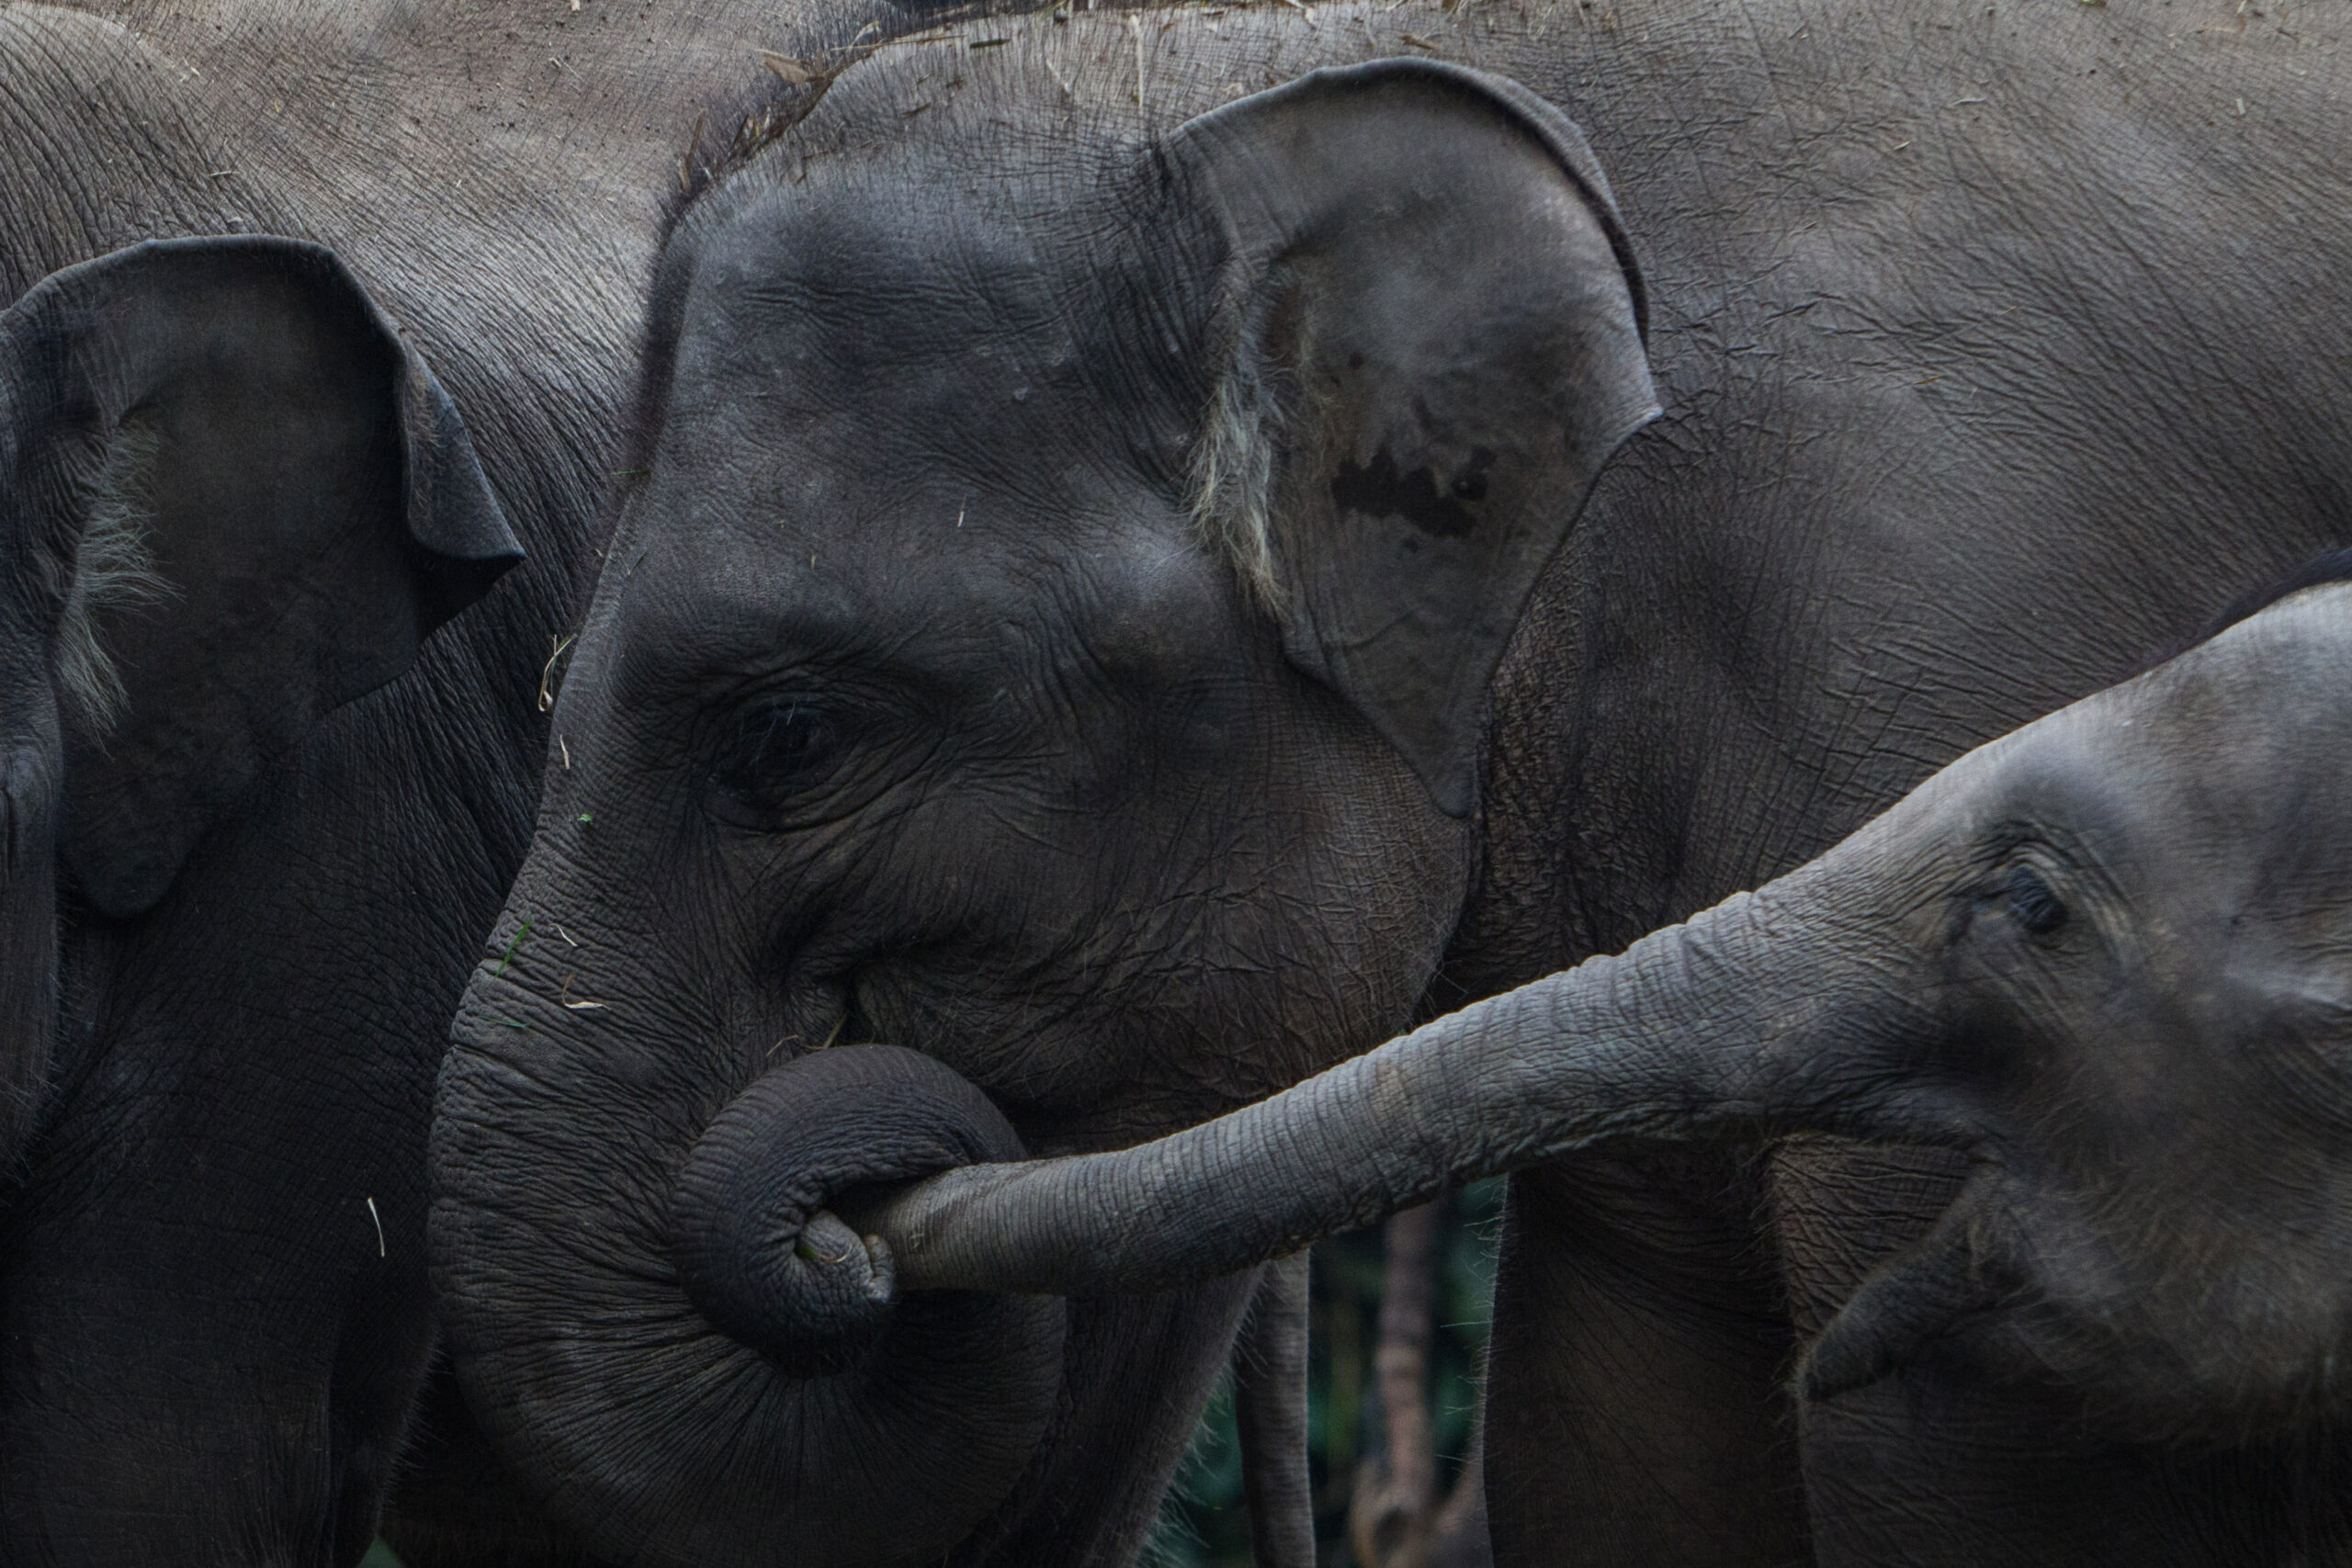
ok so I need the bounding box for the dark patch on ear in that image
[1330,446,1495,538]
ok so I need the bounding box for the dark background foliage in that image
[1154,1179,1503,1568]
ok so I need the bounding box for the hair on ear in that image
[53,420,172,733]
[1190,310,1291,615]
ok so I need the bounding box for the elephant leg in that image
[1235,1255,1316,1568]
[1484,1147,1811,1568]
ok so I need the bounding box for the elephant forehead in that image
[657,178,1192,517]
[681,182,1085,380]
[667,93,1195,393]
[2180,581,2352,710]
[605,463,1238,698]
[617,178,1234,689]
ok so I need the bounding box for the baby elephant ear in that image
[0,236,523,919]
[1170,60,1657,816]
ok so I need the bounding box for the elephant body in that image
[1451,6,2352,1561]
[0,1,978,1559]
[1436,4,2352,1562]
[427,0,2352,1564]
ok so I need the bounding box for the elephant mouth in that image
[666,1043,1057,1380]
[433,957,1073,1568]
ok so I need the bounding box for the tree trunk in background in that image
[1140,1190,1498,1564]
[1351,1200,1494,1568]
[1428,1428,1490,1568]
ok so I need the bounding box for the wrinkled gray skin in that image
[0,1,978,1561]
[865,572,2352,1533]
[431,2,2352,1566]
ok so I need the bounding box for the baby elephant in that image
[791,560,2352,1441]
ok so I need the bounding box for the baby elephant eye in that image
[2003,864,2068,936]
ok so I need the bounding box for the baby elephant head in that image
[1795,573,2352,1438]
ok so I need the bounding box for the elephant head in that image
[0,236,518,1167]
[857,569,2352,1445]
[430,51,1653,1568]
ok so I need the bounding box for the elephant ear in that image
[1170,60,1657,816]
[0,235,523,923]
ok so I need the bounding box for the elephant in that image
[854,552,2352,1552]
[0,0,999,1559]
[427,0,2352,1564]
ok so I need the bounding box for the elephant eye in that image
[2002,864,2068,936]
[710,697,844,805]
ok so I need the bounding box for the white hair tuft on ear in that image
[55,421,174,732]
[1190,328,1289,616]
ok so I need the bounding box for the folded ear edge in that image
[0,235,526,919]
[3,235,526,616]
[1170,57,1649,345]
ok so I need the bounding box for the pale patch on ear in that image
[55,421,173,733]
[1190,291,1299,617]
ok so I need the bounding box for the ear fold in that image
[0,236,523,923]
[1170,60,1657,816]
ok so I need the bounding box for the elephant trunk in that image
[848,850,1940,1297]
[430,912,1065,1568]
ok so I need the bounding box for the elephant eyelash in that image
[708,698,850,796]
[698,689,937,836]
[2000,864,2069,936]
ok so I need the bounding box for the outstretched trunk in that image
[429,832,1925,1568]
[847,847,1941,1298]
